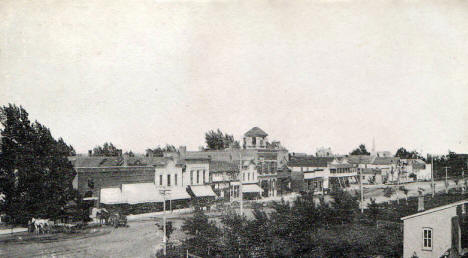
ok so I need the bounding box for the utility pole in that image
[431,155,435,197]
[443,166,450,194]
[239,152,243,216]
[159,189,171,256]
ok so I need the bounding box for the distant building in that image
[243,127,268,149]
[288,157,333,193]
[401,200,468,258]
[316,147,333,157]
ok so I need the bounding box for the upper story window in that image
[167,174,171,186]
[252,137,256,145]
[190,170,194,185]
[197,170,200,184]
[175,174,178,186]
[203,170,205,184]
[160,175,163,186]
[423,228,432,250]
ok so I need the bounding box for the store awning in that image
[100,188,123,204]
[122,183,163,204]
[242,184,263,193]
[190,185,217,197]
[167,187,191,200]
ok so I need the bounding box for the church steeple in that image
[372,137,376,155]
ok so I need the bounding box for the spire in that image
[372,137,376,154]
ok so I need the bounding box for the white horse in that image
[31,218,51,234]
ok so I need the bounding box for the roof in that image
[361,168,382,174]
[372,157,399,165]
[346,155,375,164]
[288,157,334,167]
[69,156,123,167]
[209,160,239,173]
[242,184,263,193]
[244,127,268,137]
[401,199,468,221]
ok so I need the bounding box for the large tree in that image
[350,144,370,155]
[0,104,77,224]
[205,129,238,150]
[395,147,424,160]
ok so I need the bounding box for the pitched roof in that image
[69,156,123,167]
[244,127,268,137]
[288,157,334,167]
[346,155,375,164]
[401,199,468,221]
[372,157,399,165]
[209,160,239,173]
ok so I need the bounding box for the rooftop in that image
[288,157,334,167]
[401,199,468,221]
[244,127,268,137]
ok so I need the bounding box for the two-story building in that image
[288,156,333,194]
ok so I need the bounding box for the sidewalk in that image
[127,207,194,221]
[0,227,28,235]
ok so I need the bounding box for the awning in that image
[190,185,217,197]
[167,187,191,200]
[242,184,263,193]
[83,197,99,201]
[100,188,123,204]
[122,183,163,204]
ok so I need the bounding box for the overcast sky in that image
[1,0,467,155]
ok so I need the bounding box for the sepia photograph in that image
[1,0,467,257]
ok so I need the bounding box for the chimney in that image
[418,190,424,211]
[88,150,92,156]
[179,146,186,160]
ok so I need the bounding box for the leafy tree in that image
[395,147,424,160]
[350,144,370,155]
[330,189,359,224]
[182,209,221,257]
[92,142,121,156]
[0,104,76,224]
[400,186,410,205]
[205,129,236,150]
[367,198,379,222]
[124,150,135,157]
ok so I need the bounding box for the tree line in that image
[159,190,402,257]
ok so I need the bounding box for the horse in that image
[31,218,51,234]
[93,208,109,226]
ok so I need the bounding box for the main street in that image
[0,218,185,258]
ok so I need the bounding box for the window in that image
[248,173,250,181]
[252,137,256,145]
[167,174,171,186]
[160,175,163,186]
[243,172,245,181]
[203,170,205,184]
[175,174,178,186]
[190,170,193,185]
[197,170,200,184]
[423,228,432,250]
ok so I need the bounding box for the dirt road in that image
[0,218,185,258]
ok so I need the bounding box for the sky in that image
[1,0,467,156]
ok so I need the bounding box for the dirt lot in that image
[0,218,186,258]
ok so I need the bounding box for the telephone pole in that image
[159,188,171,256]
[239,152,243,216]
[443,166,450,194]
[431,155,435,197]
